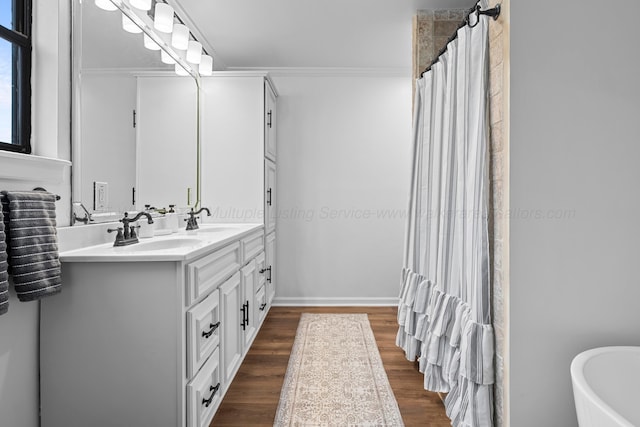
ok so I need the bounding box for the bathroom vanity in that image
[40,224,273,427]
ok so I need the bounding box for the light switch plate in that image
[94,181,108,211]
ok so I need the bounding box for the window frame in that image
[0,0,32,154]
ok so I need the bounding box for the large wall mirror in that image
[71,0,199,224]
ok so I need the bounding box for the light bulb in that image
[122,13,142,33]
[171,24,189,50]
[199,55,213,76]
[95,0,117,11]
[130,0,151,11]
[161,50,176,64]
[186,40,202,64]
[143,34,161,50]
[154,3,174,33]
[175,63,189,76]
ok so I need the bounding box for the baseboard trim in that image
[272,297,399,307]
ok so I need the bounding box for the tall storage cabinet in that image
[201,72,277,306]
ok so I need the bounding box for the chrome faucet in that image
[185,207,211,230]
[107,212,154,246]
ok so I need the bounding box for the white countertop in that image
[59,223,263,263]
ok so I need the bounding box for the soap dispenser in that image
[167,204,179,233]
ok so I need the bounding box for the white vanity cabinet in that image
[200,71,278,310]
[40,226,269,427]
[200,72,278,226]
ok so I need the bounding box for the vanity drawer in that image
[241,231,264,264]
[256,286,267,324]
[187,242,241,306]
[187,347,221,427]
[187,290,220,379]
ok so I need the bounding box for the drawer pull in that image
[240,303,246,330]
[260,266,272,283]
[240,301,250,330]
[202,382,221,408]
[202,321,221,339]
[259,303,267,311]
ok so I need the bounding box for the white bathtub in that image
[571,346,640,427]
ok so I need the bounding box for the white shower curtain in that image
[396,3,494,427]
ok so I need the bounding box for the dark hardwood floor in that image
[211,306,451,426]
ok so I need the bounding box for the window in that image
[0,0,31,153]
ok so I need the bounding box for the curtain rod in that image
[420,3,501,77]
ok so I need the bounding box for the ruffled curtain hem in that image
[397,268,495,426]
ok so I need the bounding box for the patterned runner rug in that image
[274,313,405,426]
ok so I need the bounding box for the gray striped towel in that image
[1,191,61,302]
[0,206,8,315]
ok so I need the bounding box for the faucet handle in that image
[107,227,124,245]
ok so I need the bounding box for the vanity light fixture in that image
[171,24,189,50]
[199,55,213,76]
[175,63,190,76]
[94,0,212,78]
[129,0,151,11]
[161,49,177,64]
[153,3,174,33]
[143,33,161,50]
[95,0,117,11]
[186,40,202,64]
[122,13,142,33]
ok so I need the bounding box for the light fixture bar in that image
[96,0,210,78]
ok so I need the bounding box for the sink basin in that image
[125,238,204,251]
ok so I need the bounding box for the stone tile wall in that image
[487,1,509,426]
[413,2,510,426]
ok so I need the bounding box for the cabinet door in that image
[219,272,242,389]
[240,260,257,349]
[264,81,277,161]
[265,232,276,305]
[265,159,276,234]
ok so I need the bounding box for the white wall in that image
[271,72,412,305]
[510,1,640,426]
[0,1,71,426]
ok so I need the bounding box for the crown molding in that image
[226,67,412,78]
